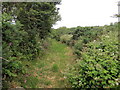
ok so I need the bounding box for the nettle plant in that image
[68,30,120,88]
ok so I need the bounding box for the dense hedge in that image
[68,23,120,88]
[2,2,60,80]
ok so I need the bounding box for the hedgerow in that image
[2,2,60,82]
[68,25,120,88]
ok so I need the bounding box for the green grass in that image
[11,39,75,88]
[52,64,59,72]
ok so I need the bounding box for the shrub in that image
[60,34,73,44]
[68,30,120,88]
[74,40,83,51]
[83,38,90,44]
[2,13,26,79]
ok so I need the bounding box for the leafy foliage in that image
[2,2,60,83]
[60,34,73,45]
[68,24,120,88]
[2,13,26,78]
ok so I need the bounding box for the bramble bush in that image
[74,40,83,57]
[68,26,120,88]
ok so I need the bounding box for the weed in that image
[52,64,59,72]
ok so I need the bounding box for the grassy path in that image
[15,39,76,88]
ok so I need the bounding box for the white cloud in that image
[53,0,119,29]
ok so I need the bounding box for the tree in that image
[2,2,61,79]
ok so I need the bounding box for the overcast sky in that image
[53,0,119,29]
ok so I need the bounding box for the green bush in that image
[60,34,73,44]
[83,38,90,44]
[2,2,61,82]
[68,30,120,88]
[74,40,83,51]
[2,13,25,79]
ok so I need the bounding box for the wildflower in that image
[9,42,12,46]
[24,80,27,83]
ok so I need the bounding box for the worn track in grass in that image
[18,39,76,88]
